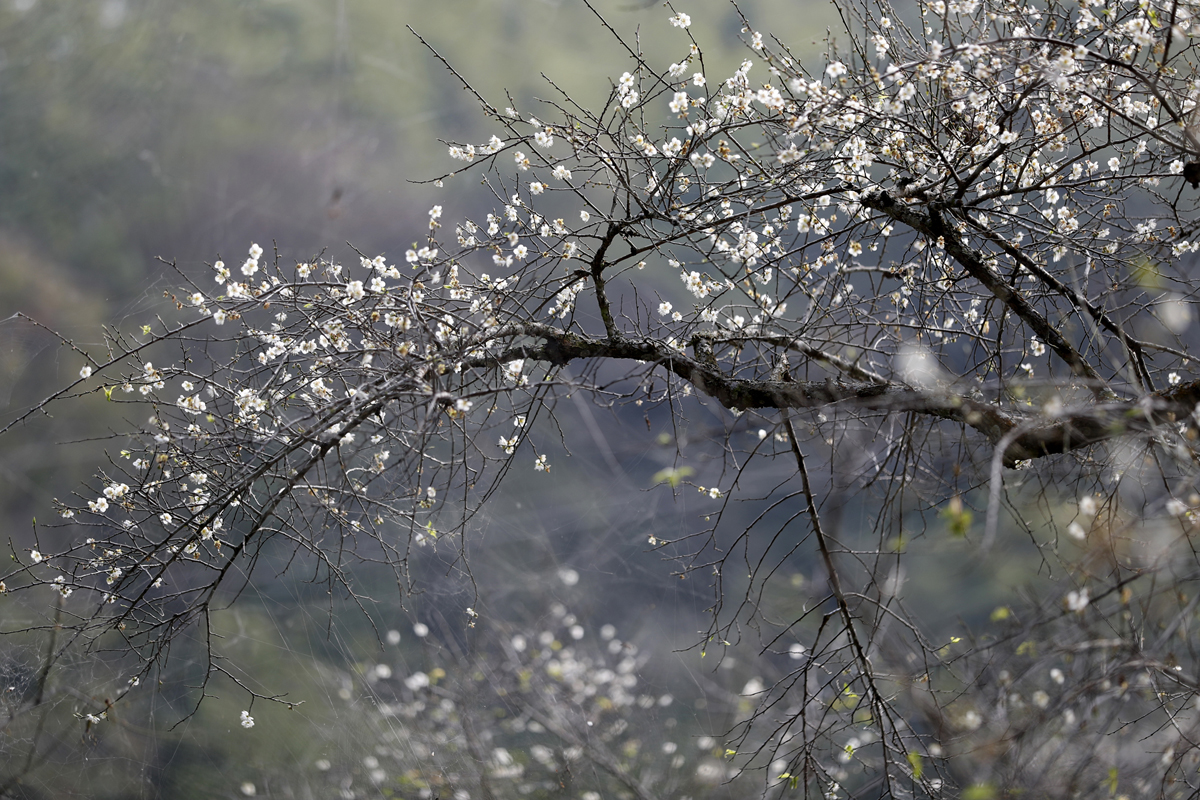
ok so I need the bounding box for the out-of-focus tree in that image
[11,0,1200,796]
[278,606,739,800]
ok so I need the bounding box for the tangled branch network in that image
[12,0,1200,795]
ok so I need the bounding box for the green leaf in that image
[1129,256,1163,289]
[1104,766,1119,794]
[906,751,923,780]
[941,496,973,537]
[652,466,693,488]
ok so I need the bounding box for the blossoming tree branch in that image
[7,0,1200,795]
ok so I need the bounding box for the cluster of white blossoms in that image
[617,69,640,109]
[295,604,720,796]
[448,135,505,163]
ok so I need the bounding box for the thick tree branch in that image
[860,192,1106,387]
[462,323,1197,466]
[963,214,1155,391]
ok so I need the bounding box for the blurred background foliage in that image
[0,1,1069,798]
